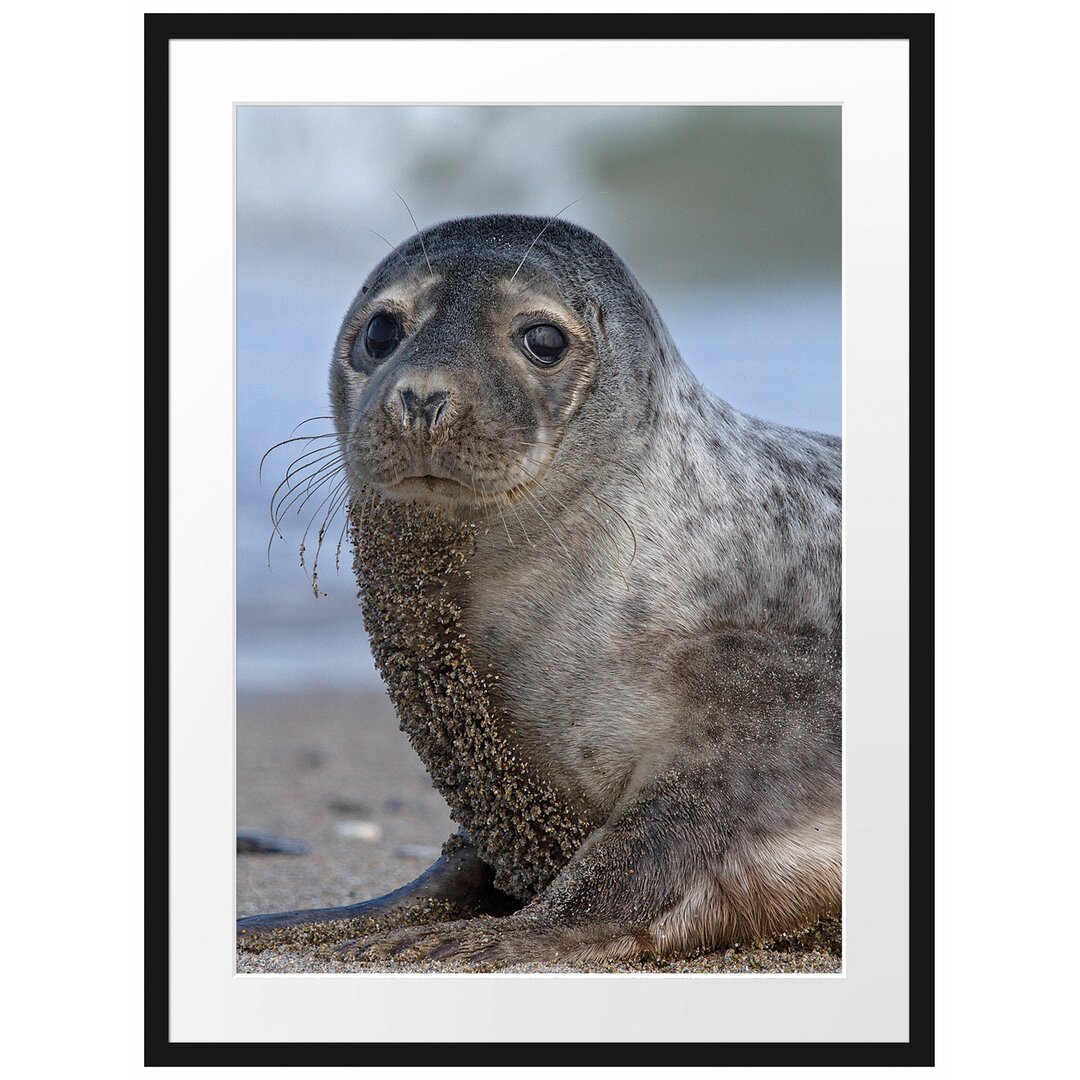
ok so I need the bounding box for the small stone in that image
[236,829,308,855]
[328,797,373,816]
[334,820,383,842]
[394,844,442,860]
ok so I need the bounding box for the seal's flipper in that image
[236,836,520,944]
[334,740,840,967]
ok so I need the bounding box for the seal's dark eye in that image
[363,312,403,361]
[521,324,568,366]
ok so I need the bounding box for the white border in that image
[171,37,908,1043]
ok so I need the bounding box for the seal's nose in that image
[399,387,449,432]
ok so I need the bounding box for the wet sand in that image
[237,688,841,974]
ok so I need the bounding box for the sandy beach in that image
[237,686,841,975]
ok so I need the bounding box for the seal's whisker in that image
[579,496,633,591]
[284,448,346,492]
[266,446,343,522]
[362,226,396,252]
[290,415,337,435]
[392,190,433,279]
[260,431,340,481]
[525,480,606,577]
[584,494,634,568]
[317,480,351,545]
[503,487,534,546]
[361,225,422,282]
[291,464,348,522]
[299,474,351,582]
[276,462,347,530]
[270,455,345,531]
[507,197,587,286]
[263,448,341,562]
[265,524,280,568]
[271,470,345,550]
[501,435,650,495]
[516,461,627,586]
[342,488,376,570]
[519,487,576,567]
[334,500,352,572]
[309,481,353,595]
[280,445,346,490]
[494,498,516,548]
[511,271,544,296]
[584,486,638,572]
[352,487,377,543]
[480,479,515,547]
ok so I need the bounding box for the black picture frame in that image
[145,11,934,1067]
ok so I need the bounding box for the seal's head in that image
[330,214,666,511]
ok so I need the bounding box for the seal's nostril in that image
[399,388,418,428]
[398,387,449,431]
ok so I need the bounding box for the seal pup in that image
[238,214,841,966]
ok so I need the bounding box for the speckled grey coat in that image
[242,215,841,966]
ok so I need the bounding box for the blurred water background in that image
[237,106,841,694]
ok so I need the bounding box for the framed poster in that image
[149,12,933,1065]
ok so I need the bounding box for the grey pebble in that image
[236,829,308,855]
[394,844,442,860]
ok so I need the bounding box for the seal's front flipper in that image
[236,835,520,945]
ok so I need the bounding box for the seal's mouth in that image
[392,474,473,495]
[402,474,460,487]
[372,469,483,508]
[371,458,552,510]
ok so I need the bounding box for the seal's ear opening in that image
[585,297,607,343]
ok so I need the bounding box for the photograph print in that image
[235,104,843,975]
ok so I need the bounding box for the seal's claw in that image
[331,938,367,960]
[325,914,593,968]
[329,918,499,965]
[427,938,465,961]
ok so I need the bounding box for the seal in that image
[238,214,842,967]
